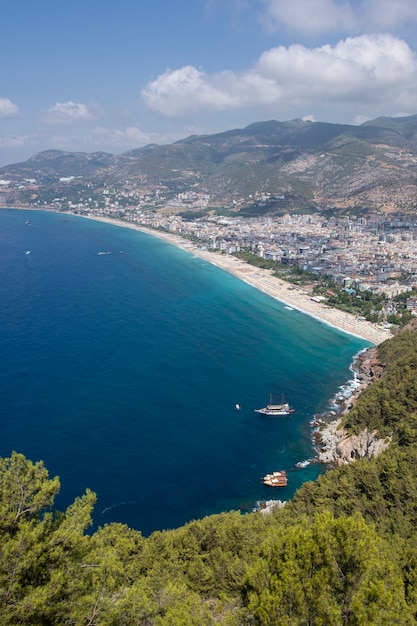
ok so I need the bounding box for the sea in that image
[0,209,370,536]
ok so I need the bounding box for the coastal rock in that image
[315,345,390,466]
[317,421,391,465]
[353,346,385,389]
[256,500,287,514]
[336,429,391,463]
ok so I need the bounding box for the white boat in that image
[255,394,294,416]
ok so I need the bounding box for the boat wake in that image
[99,500,139,516]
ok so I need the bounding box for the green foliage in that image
[342,330,417,441]
[235,250,279,270]
[3,326,417,622]
[235,251,394,320]
[0,452,60,533]
[243,512,412,625]
[289,445,417,540]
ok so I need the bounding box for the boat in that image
[255,394,294,416]
[262,470,288,487]
[235,403,241,410]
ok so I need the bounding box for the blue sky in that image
[1,0,417,166]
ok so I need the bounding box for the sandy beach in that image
[80,214,391,346]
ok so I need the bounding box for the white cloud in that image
[73,125,180,152]
[141,34,417,117]
[91,125,157,146]
[363,0,417,30]
[0,134,26,148]
[141,66,240,116]
[40,101,93,125]
[257,34,416,97]
[0,98,19,119]
[0,124,182,166]
[260,0,417,35]
[260,0,354,36]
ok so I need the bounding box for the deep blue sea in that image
[0,209,370,535]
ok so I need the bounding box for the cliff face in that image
[317,422,391,465]
[316,346,390,466]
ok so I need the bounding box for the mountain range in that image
[2,114,417,214]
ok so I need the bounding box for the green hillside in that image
[2,323,417,623]
[3,114,417,212]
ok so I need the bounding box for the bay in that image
[0,209,370,535]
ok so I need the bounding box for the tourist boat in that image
[262,470,288,487]
[255,394,294,416]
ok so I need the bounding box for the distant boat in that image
[23,250,31,255]
[235,403,241,410]
[262,470,288,487]
[255,393,294,416]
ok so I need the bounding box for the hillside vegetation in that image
[3,115,417,212]
[2,324,417,624]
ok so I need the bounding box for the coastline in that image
[78,213,387,475]
[8,207,391,483]
[313,346,391,466]
[77,214,391,346]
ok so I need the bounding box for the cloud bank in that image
[260,0,417,35]
[141,34,417,118]
[0,98,19,119]
[39,101,94,125]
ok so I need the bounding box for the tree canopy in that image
[2,325,417,623]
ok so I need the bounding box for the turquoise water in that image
[0,209,370,535]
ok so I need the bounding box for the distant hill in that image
[2,115,417,214]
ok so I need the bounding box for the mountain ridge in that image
[2,114,417,214]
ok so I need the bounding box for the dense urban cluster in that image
[3,169,417,321]
[78,203,417,322]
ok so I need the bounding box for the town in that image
[3,169,417,326]
[43,198,417,325]
[115,207,417,326]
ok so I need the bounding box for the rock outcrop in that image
[317,421,391,465]
[315,345,390,466]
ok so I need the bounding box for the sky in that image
[1,0,417,166]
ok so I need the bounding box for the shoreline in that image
[9,207,390,479]
[77,214,386,474]
[5,206,391,344]
[112,217,392,472]
[77,214,391,346]
[312,346,391,466]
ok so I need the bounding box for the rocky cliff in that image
[316,346,391,466]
